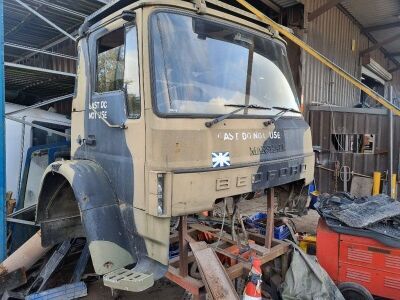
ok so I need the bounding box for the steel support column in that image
[0,0,6,261]
[388,86,394,197]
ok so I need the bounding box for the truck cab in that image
[36,0,314,292]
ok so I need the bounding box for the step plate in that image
[103,268,154,292]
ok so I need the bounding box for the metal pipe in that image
[0,230,50,276]
[6,93,74,116]
[6,115,70,138]
[12,0,77,41]
[0,0,6,262]
[5,42,77,60]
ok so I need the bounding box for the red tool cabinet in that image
[317,219,400,299]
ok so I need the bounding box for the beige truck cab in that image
[36,0,314,292]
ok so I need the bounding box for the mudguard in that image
[37,159,136,275]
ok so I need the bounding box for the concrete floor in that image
[84,196,320,299]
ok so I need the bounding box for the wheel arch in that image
[36,159,137,274]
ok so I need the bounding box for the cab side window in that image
[124,26,141,119]
[96,28,125,93]
[95,26,140,118]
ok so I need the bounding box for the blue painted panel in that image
[0,0,6,261]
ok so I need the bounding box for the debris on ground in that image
[315,193,400,247]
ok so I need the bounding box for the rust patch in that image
[0,264,9,277]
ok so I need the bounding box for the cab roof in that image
[81,0,284,42]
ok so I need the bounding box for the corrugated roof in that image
[271,0,301,8]
[4,0,104,49]
[341,0,400,27]
[4,0,105,104]
[341,0,400,66]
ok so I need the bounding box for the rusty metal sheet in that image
[190,241,239,300]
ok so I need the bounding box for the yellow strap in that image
[235,0,400,116]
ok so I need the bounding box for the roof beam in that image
[363,21,400,33]
[29,0,88,18]
[5,1,45,37]
[336,4,400,69]
[308,0,343,21]
[12,0,77,41]
[259,0,280,13]
[360,32,400,56]
[5,42,77,60]
[13,28,78,63]
[5,62,76,77]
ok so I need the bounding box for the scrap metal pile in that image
[315,193,400,248]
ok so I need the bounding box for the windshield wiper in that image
[264,106,302,126]
[205,104,270,128]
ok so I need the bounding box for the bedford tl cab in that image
[36,0,314,292]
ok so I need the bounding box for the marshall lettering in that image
[250,144,285,155]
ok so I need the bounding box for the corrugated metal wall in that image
[301,0,400,108]
[309,106,400,195]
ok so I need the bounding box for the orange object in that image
[243,257,262,300]
[217,243,254,266]
[198,231,215,242]
[317,219,400,299]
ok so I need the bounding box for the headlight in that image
[157,173,165,216]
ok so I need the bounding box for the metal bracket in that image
[194,0,207,14]
[27,240,72,294]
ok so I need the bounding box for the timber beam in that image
[308,0,343,22]
[360,32,400,56]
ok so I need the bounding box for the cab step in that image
[103,268,154,292]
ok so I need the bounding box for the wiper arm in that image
[205,104,270,128]
[264,106,302,126]
[273,106,302,114]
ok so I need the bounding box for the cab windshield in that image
[150,12,299,117]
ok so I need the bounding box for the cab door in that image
[80,11,145,224]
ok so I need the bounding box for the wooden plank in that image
[190,242,239,300]
[249,243,270,255]
[190,241,208,252]
[226,264,243,280]
[258,243,289,265]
